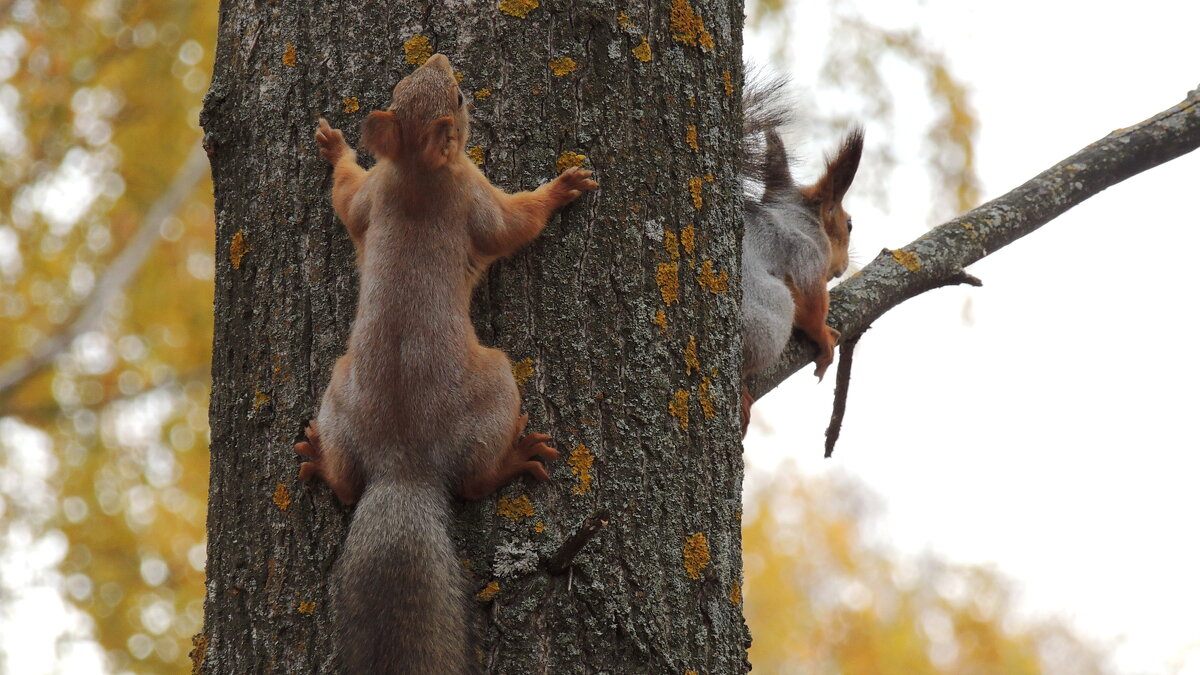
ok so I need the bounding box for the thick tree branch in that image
[748,86,1200,400]
[0,142,209,402]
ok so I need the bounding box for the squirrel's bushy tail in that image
[742,67,792,188]
[333,479,471,674]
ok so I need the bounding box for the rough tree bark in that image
[199,0,747,672]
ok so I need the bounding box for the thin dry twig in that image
[547,509,610,575]
[824,331,863,458]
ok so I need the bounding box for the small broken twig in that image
[548,509,610,575]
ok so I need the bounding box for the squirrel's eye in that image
[456,91,464,107]
[846,218,853,234]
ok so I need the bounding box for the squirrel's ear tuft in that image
[815,126,864,204]
[762,128,794,196]
[418,116,456,170]
[362,111,402,159]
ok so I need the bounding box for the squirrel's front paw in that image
[315,118,350,164]
[552,167,600,204]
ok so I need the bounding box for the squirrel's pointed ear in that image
[762,128,794,196]
[362,111,402,159]
[419,116,456,170]
[809,126,864,204]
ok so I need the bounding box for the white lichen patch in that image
[644,218,664,243]
[493,539,539,577]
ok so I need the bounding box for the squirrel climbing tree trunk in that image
[198,0,748,671]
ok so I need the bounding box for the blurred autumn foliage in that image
[0,0,1102,673]
[0,0,215,671]
[743,466,1111,673]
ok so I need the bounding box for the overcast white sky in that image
[745,1,1200,673]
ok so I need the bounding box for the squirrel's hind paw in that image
[295,421,360,505]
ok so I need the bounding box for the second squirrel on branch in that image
[740,75,864,433]
[296,53,598,674]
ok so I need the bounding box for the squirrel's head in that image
[763,127,864,280]
[802,128,863,280]
[360,53,470,170]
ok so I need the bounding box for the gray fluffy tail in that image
[333,479,473,674]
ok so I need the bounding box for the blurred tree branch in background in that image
[748,0,981,222]
[0,143,207,401]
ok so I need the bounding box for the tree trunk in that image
[199,0,748,672]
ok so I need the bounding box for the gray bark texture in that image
[199,0,748,672]
[748,86,1200,400]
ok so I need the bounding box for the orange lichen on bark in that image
[499,0,538,17]
[617,11,632,29]
[688,176,703,210]
[656,262,680,305]
[297,600,317,614]
[653,309,668,334]
[556,151,587,173]
[723,70,733,96]
[664,229,680,259]
[189,633,208,674]
[497,494,535,521]
[683,335,699,375]
[403,35,432,65]
[568,443,594,495]
[253,390,270,409]
[632,36,652,62]
[282,44,297,67]
[273,482,290,511]
[729,581,742,606]
[669,389,690,430]
[511,357,534,386]
[686,124,699,151]
[476,581,500,601]
[698,375,715,420]
[534,521,546,533]
[467,146,486,166]
[475,87,492,99]
[682,532,710,579]
[680,224,695,256]
[342,97,359,113]
[549,57,577,76]
[230,230,249,269]
[696,260,728,293]
[669,0,714,50]
[892,248,921,271]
